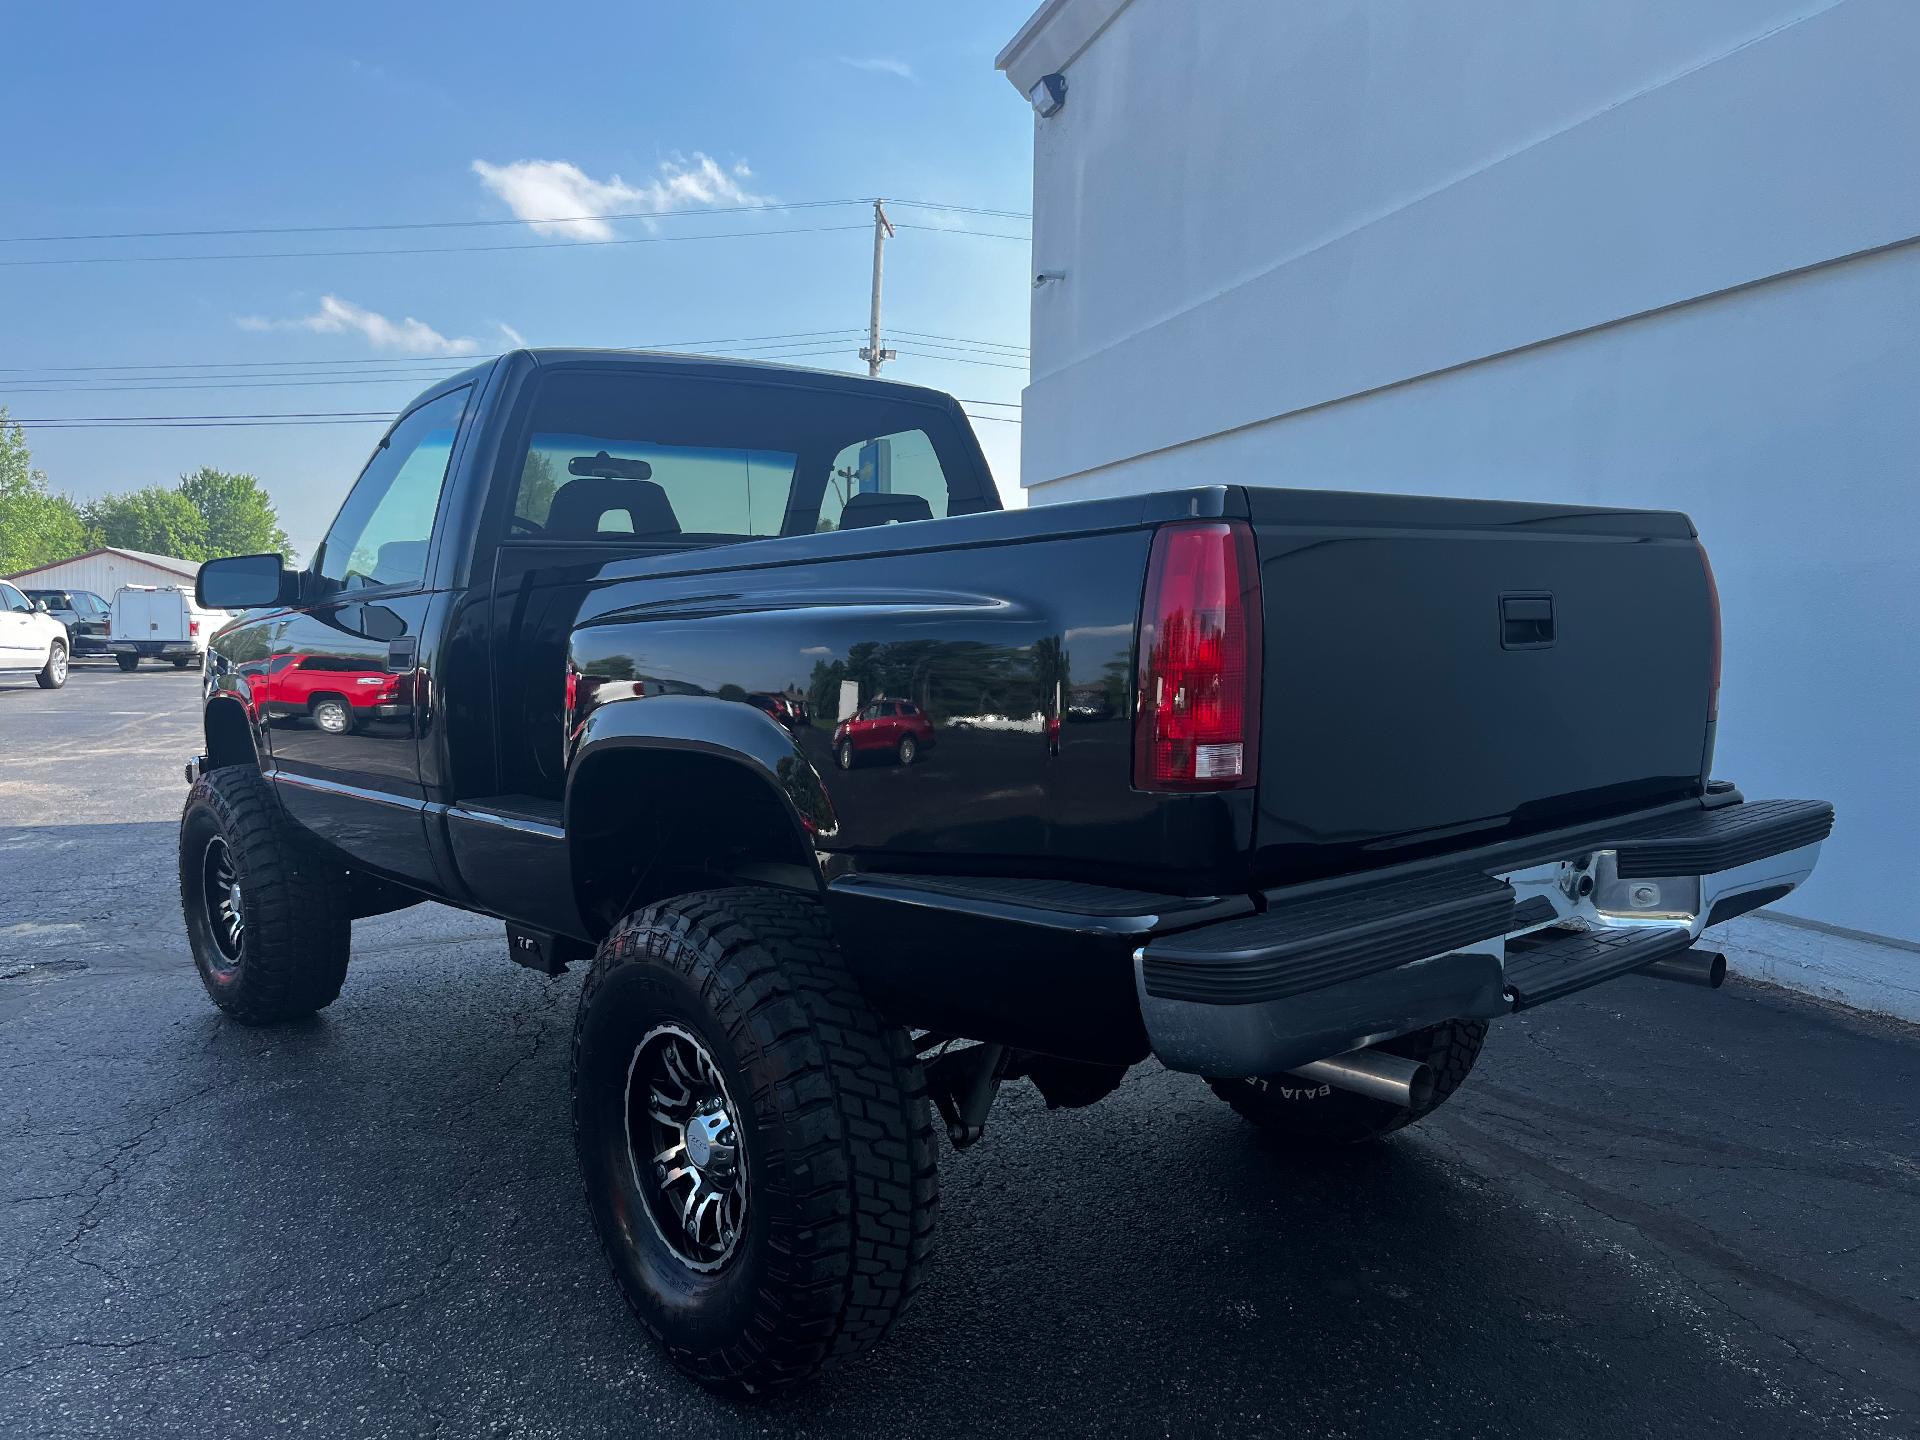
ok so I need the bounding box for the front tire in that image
[116,653,140,672]
[179,767,351,1024]
[35,640,67,689]
[572,888,937,1394]
[896,734,917,766]
[1209,1019,1489,1146]
[836,740,855,771]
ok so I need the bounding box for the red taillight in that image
[1134,520,1262,791]
[189,619,200,637]
[1698,543,1721,722]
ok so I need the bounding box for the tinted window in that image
[0,584,29,613]
[77,593,107,617]
[314,388,468,592]
[505,370,990,544]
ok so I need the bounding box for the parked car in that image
[0,580,70,688]
[832,697,936,767]
[183,350,1832,1395]
[108,585,227,671]
[745,690,808,733]
[261,653,411,733]
[22,588,111,656]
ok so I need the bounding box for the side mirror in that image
[198,553,297,610]
[32,599,50,612]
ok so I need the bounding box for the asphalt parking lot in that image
[2,661,1917,1438]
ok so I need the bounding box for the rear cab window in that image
[499,368,994,548]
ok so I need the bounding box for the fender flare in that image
[564,695,837,887]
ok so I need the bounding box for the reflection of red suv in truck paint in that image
[262,654,408,733]
[833,698,935,768]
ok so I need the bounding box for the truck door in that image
[268,386,469,887]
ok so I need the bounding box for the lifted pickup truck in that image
[184,349,1832,1393]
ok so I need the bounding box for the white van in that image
[108,586,228,672]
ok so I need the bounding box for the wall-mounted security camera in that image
[1034,271,1065,289]
[1028,72,1067,118]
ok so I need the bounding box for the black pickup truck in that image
[184,349,1833,1393]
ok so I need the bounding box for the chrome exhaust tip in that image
[1638,948,1727,988]
[1287,1047,1434,1110]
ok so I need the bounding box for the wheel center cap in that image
[684,1109,726,1169]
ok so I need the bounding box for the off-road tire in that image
[572,887,938,1395]
[35,640,67,689]
[179,766,351,1024]
[116,653,140,672]
[1208,1019,1489,1146]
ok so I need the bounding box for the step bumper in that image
[1136,797,1831,1078]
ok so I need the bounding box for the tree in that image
[83,486,208,559]
[0,409,87,574]
[178,466,291,560]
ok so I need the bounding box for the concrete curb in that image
[1716,913,1920,1023]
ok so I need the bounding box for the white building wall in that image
[1002,0,1920,946]
[7,551,197,598]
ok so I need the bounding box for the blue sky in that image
[1,1,1038,553]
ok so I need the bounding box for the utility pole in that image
[860,199,896,377]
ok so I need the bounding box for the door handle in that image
[386,636,418,673]
[1499,593,1555,649]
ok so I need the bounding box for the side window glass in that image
[314,388,468,592]
[1,584,29,613]
[817,429,953,533]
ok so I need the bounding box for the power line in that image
[0,327,874,375]
[890,327,1028,353]
[1,349,866,395]
[892,224,1031,243]
[0,197,1029,246]
[890,349,1029,371]
[0,223,879,269]
[0,330,1028,379]
[13,405,1021,431]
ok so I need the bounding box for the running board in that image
[1502,925,1696,1010]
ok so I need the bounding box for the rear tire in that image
[35,641,67,689]
[311,697,353,734]
[572,887,937,1394]
[896,735,917,766]
[1208,1020,1489,1146]
[116,653,140,672]
[179,767,351,1024]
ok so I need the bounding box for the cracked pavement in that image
[2,663,1917,1437]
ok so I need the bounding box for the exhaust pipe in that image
[1639,947,1727,988]
[1287,1047,1434,1110]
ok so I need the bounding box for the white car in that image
[0,579,71,689]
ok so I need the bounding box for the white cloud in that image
[496,321,528,348]
[470,155,772,240]
[237,295,479,355]
[840,56,915,80]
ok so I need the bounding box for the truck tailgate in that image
[1244,489,1716,884]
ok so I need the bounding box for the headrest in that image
[840,491,934,529]
[546,477,682,539]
